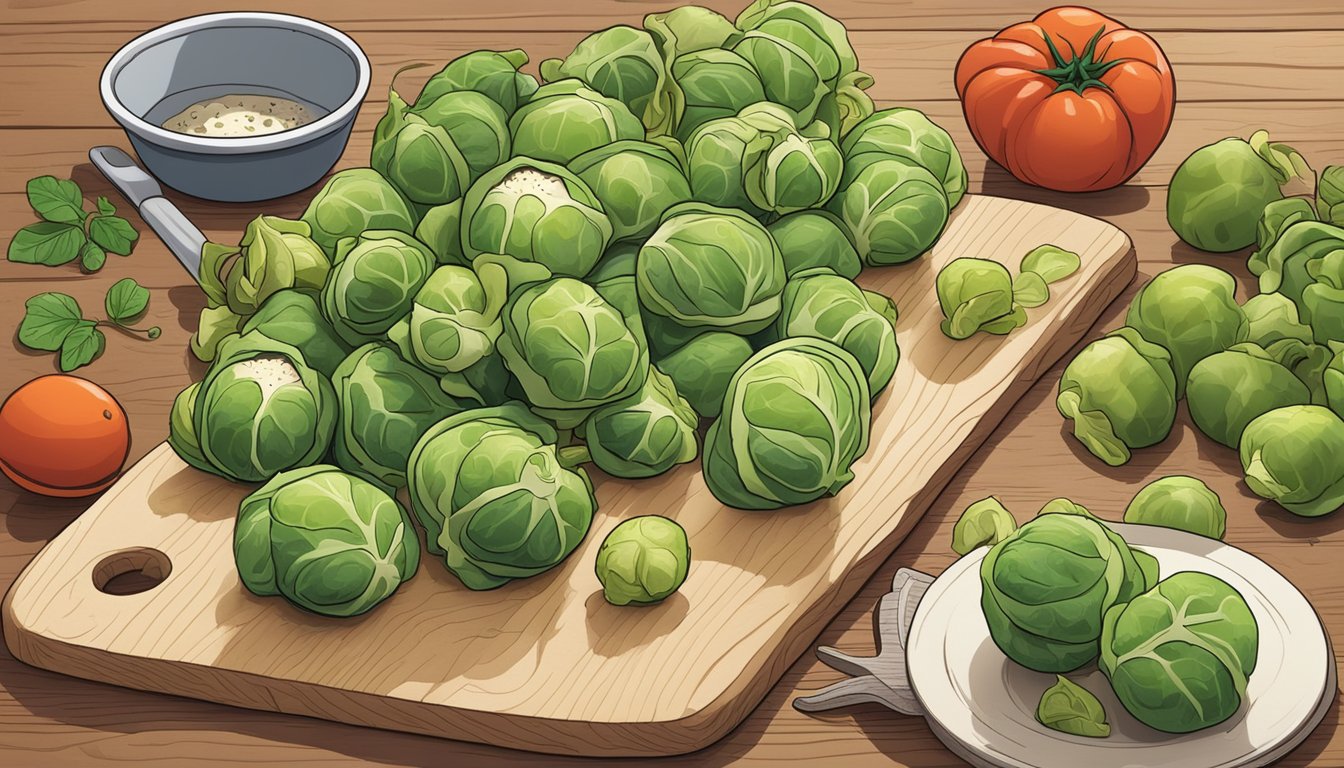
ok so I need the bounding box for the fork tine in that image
[816,645,880,677]
[793,675,911,713]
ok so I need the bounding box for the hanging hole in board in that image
[92,547,172,595]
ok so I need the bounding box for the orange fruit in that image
[0,375,130,497]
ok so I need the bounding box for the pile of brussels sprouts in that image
[168,0,971,617]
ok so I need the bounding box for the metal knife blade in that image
[89,146,205,282]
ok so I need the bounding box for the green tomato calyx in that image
[1035,28,1127,97]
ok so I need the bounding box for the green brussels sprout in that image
[198,215,331,318]
[1240,405,1344,517]
[1168,131,1311,252]
[190,304,243,362]
[1125,264,1249,396]
[1186,343,1311,448]
[320,230,435,346]
[301,168,417,257]
[581,367,698,479]
[240,290,351,378]
[331,343,466,489]
[828,155,949,266]
[1057,327,1178,467]
[669,48,766,143]
[731,31,829,126]
[587,241,640,284]
[637,202,786,335]
[733,0,865,126]
[644,5,740,60]
[192,332,336,483]
[842,108,967,209]
[509,79,645,165]
[1266,337,1335,405]
[766,268,899,395]
[1242,292,1313,347]
[407,403,596,590]
[1249,220,1344,345]
[1123,475,1227,539]
[1100,572,1258,733]
[413,199,465,266]
[980,512,1150,673]
[766,210,861,279]
[683,111,768,215]
[655,332,754,418]
[370,85,472,207]
[951,496,1017,555]
[595,515,691,606]
[569,141,692,243]
[1033,498,1162,588]
[167,382,211,473]
[1252,197,1318,267]
[415,49,539,117]
[1036,675,1110,738]
[386,264,505,377]
[460,157,613,277]
[703,338,871,510]
[539,26,681,138]
[235,465,420,617]
[410,89,512,183]
[936,258,1026,339]
[1327,345,1344,420]
[1319,165,1344,226]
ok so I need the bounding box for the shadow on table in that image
[978,165,1153,217]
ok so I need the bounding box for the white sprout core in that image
[499,167,568,199]
[235,355,301,400]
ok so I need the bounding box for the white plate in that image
[906,523,1335,768]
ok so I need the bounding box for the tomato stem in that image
[1034,27,1128,95]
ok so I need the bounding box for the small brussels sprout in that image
[1250,220,1344,345]
[1125,264,1249,396]
[301,168,417,257]
[415,49,539,117]
[321,230,435,346]
[1057,327,1178,467]
[703,338,871,510]
[1242,292,1313,347]
[407,403,596,590]
[240,290,351,378]
[539,25,680,137]
[1123,475,1227,539]
[235,465,420,617]
[1168,131,1311,252]
[1100,573,1258,733]
[637,202,786,335]
[1021,245,1082,285]
[190,304,243,362]
[936,258,1026,339]
[1319,166,1344,226]
[828,155,949,266]
[683,113,769,215]
[168,382,211,473]
[509,79,645,165]
[386,264,504,377]
[1327,345,1344,420]
[198,215,331,317]
[766,210,861,279]
[951,496,1017,555]
[595,516,691,606]
[842,108,967,209]
[655,332,754,418]
[1186,343,1311,448]
[670,48,765,142]
[411,89,512,183]
[582,367,698,479]
[1240,405,1344,517]
[1037,675,1110,738]
[460,158,613,277]
[644,5,740,60]
[569,141,693,243]
[371,86,472,207]
[733,0,862,128]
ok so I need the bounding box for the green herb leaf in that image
[18,292,88,351]
[26,176,86,225]
[7,221,86,266]
[88,215,139,256]
[1021,245,1082,284]
[105,277,151,323]
[59,325,106,371]
[96,196,117,217]
[79,241,107,272]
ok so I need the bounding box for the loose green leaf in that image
[18,292,87,351]
[951,497,1017,554]
[58,325,106,371]
[79,241,106,272]
[1036,675,1111,738]
[1248,129,1314,193]
[7,221,85,266]
[26,176,86,225]
[1021,245,1082,284]
[1012,271,1050,308]
[105,278,151,323]
[96,196,116,217]
[88,215,139,256]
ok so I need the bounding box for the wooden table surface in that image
[1,1,1340,765]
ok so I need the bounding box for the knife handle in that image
[138,197,206,283]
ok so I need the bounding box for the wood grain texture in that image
[4,196,1133,757]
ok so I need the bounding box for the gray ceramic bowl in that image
[100,12,370,202]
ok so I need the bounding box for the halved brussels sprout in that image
[595,515,691,605]
[415,49,539,116]
[842,108,967,209]
[1125,264,1248,396]
[540,25,681,137]
[240,289,351,378]
[828,155,949,266]
[411,89,512,183]
[1240,405,1344,517]
[1186,343,1310,448]
[300,168,417,257]
[321,230,435,346]
[936,258,1025,339]
[951,496,1017,555]
[1123,475,1227,540]
[199,215,330,317]
[670,48,765,143]
[569,141,692,243]
[582,366,698,479]
[509,79,645,164]
[655,332,754,418]
[767,210,861,279]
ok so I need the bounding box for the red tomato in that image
[955,6,1175,192]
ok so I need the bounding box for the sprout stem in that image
[557,445,592,469]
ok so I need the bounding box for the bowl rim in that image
[99,11,371,155]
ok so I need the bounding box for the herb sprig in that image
[18,278,160,371]
[7,176,140,271]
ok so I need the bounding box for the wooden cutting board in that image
[3,195,1133,757]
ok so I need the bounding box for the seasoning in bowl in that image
[161,94,316,137]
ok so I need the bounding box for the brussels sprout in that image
[407,403,596,590]
[951,496,1017,555]
[569,141,692,243]
[766,268,899,395]
[386,264,505,377]
[1252,197,1318,267]
[190,304,243,362]
[321,230,435,346]
[766,210,861,279]
[1021,245,1082,285]
[1124,475,1227,539]
[1240,405,1344,516]
[371,85,472,207]
[595,515,691,605]
[644,5,740,60]
[1057,327,1178,466]
[1125,264,1249,396]
[539,26,681,137]
[1266,338,1335,405]
[413,200,465,266]
[1100,572,1258,733]
[842,108,967,209]
[655,332,754,418]
[936,258,1026,339]
[509,79,645,165]
[683,112,769,215]
[437,351,514,408]
[460,158,613,277]
[703,338,871,510]
[331,343,466,489]
[670,48,766,143]
[168,382,211,473]
[638,202,786,335]
[1328,345,1344,420]
[730,31,828,126]
[416,49,539,117]
[192,332,336,483]
[1186,343,1311,448]
[980,512,1150,673]
[240,290,351,377]
[1250,220,1344,345]
[1168,131,1312,252]
[1242,292,1313,347]
[1320,166,1344,226]
[198,215,330,318]
[235,465,420,617]
[732,0,862,126]
[581,367,698,479]
[410,89,512,183]
[1037,675,1110,738]
[301,168,417,257]
[828,155,949,266]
